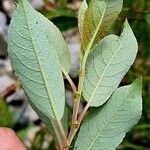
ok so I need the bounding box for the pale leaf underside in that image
[83,20,138,107]
[8,0,65,126]
[74,78,142,150]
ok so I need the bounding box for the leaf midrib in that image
[21,1,60,122]
[88,35,125,106]
[84,1,108,54]
[78,0,88,34]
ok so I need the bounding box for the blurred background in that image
[0,0,150,149]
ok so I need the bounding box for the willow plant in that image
[7,0,142,149]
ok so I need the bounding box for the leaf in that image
[51,16,77,31]
[7,0,66,145]
[29,102,63,147]
[145,14,150,26]
[39,7,77,31]
[41,14,71,75]
[0,100,14,127]
[80,0,123,53]
[78,0,88,35]
[78,0,88,57]
[74,78,142,150]
[35,9,71,73]
[83,20,138,107]
[61,105,69,135]
[39,7,76,20]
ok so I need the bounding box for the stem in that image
[71,12,102,123]
[67,52,88,146]
[62,69,81,149]
[67,102,90,145]
[72,97,79,123]
[62,69,78,150]
[63,69,78,123]
[63,67,83,147]
[67,125,78,146]
[62,68,76,93]
[67,34,95,146]
[65,72,77,94]
[72,50,89,122]
[78,103,90,124]
[67,9,102,145]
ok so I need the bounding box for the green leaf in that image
[29,103,63,147]
[0,100,14,127]
[78,0,88,35]
[7,0,66,144]
[145,14,150,26]
[78,0,88,57]
[61,105,69,135]
[80,0,123,53]
[83,20,138,107]
[39,8,76,20]
[74,78,142,150]
[59,0,68,5]
[44,21,71,74]
[33,8,71,74]
[51,16,77,31]
[39,7,77,31]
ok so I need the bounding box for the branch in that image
[67,102,90,146]
[65,73,77,94]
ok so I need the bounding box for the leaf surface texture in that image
[74,78,142,150]
[81,0,123,53]
[83,21,138,106]
[8,0,66,126]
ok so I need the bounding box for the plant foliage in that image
[7,0,142,149]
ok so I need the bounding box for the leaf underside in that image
[83,20,138,107]
[74,78,142,150]
[7,1,142,150]
[8,0,66,129]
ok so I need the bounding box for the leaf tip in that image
[122,18,138,48]
[123,19,130,31]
